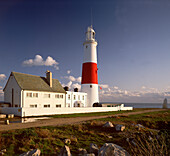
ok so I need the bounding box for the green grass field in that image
[0,109,169,155]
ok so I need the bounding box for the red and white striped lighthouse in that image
[81,26,99,107]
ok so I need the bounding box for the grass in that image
[0,109,169,155]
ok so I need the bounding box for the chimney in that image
[74,88,78,92]
[46,70,52,87]
[64,86,69,91]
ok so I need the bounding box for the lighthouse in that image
[81,26,99,107]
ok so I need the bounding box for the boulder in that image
[59,145,71,156]
[103,122,114,128]
[115,125,125,132]
[8,114,14,118]
[135,124,145,130]
[0,114,6,118]
[89,143,99,155]
[5,120,9,125]
[78,148,87,156]
[98,143,130,156]
[19,149,41,156]
[64,139,71,144]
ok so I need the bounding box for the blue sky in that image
[0,0,170,103]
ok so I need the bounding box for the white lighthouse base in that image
[81,84,99,107]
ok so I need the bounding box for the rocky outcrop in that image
[98,143,130,156]
[64,139,71,144]
[19,149,41,156]
[115,125,125,132]
[102,122,114,128]
[78,148,87,156]
[89,143,99,155]
[59,145,71,156]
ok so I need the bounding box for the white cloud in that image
[99,84,109,89]
[76,77,81,83]
[67,70,71,74]
[72,83,81,91]
[23,55,59,70]
[67,81,72,87]
[99,84,170,103]
[0,74,6,80]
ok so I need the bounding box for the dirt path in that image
[0,109,167,132]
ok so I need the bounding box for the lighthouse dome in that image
[86,26,96,41]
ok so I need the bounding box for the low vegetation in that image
[0,109,169,155]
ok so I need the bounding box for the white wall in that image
[23,90,66,108]
[4,75,21,107]
[21,106,133,117]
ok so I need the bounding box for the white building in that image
[66,91,87,108]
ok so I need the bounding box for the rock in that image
[78,148,87,156]
[135,124,145,130]
[8,114,14,118]
[103,122,114,128]
[107,136,113,139]
[0,152,5,156]
[98,143,130,156]
[64,139,71,144]
[115,125,125,131]
[89,143,99,155]
[86,154,95,156]
[19,149,41,156]
[0,114,6,118]
[162,98,168,109]
[59,145,71,156]
[5,120,9,125]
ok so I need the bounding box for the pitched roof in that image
[6,72,66,93]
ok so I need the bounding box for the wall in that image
[4,75,21,107]
[20,106,133,117]
[23,90,66,108]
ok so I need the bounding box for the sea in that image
[124,103,170,108]
[100,102,170,108]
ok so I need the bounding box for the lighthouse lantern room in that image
[81,26,99,107]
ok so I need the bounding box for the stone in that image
[86,154,95,156]
[19,149,41,156]
[115,125,125,132]
[98,143,130,156]
[107,136,113,139]
[0,114,6,118]
[103,122,114,128]
[8,114,14,118]
[135,124,145,130]
[64,139,71,144]
[5,120,9,125]
[162,98,168,109]
[89,143,99,155]
[78,148,87,156]
[59,145,71,156]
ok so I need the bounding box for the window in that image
[60,95,63,99]
[68,95,71,100]
[30,104,37,108]
[55,94,59,98]
[33,93,38,98]
[82,95,84,100]
[56,104,61,108]
[90,85,92,88]
[44,94,50,98]
[15,105,18,107]
[44,104,50,108]
[26,93,32,97]
[74,95,76,100]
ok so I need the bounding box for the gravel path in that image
[0,109,167,132]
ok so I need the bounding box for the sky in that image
[0,0,170,103]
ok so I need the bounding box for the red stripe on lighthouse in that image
[81,62,98,84]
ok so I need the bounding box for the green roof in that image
[9,72,66,93]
